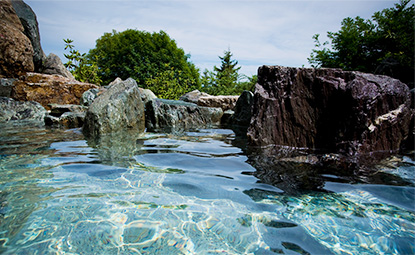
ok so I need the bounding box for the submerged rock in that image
[248,65,413,167]
[145,99,223,132]
[11,72,98,110]
[83,78,145,138]
[0,97,46,122]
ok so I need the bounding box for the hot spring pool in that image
[0,122,414,254]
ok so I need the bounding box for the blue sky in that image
[26,0,398,78]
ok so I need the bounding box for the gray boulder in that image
[80,88,100,106]
[179,90,210,104]
[138,87,157,105]
[0,97,46,122]
[42,53,74,79]
[0,78,16,97]
[10,0,45,72]
[83,78,145,138]
[146,99,223,132]
[45,104,87,128]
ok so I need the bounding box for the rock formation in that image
[10,0,45,72]
[0,96,46,122]
[145,99,223,132]
[230,90,253,127]
[197,95,239,111]
[0,0,34,77]
[11,73,98,110]
[42,53,74,79]
[83,78,145,138]
[180,90,210,104]
[248,66,413,164]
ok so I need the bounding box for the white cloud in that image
[27,0,396,77]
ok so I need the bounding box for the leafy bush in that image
[308,0,414,87]
[63,39,101,85]
[86,29,200,96]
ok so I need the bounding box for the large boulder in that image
[248,66,413,163]
[0,96,46,122]
[10,0,45,72]
[146,99,223,132]
[42,53,74,79]
[0,0,34,77]
[83,78,145,138]
[11,72,98,110]
[197,95,239,111]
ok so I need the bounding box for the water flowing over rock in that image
[197,95,239,111]
[248,65,413,166]
[10,0,45,72]
[42,53,74,79]
[145,99,223,132]
[11,72,98,110]
[83,78,145,138]
[0,96,46,122]
[0,0,34,77]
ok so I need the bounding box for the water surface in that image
[0,122,414,254]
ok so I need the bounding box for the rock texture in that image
[83,78,145,138]
[0,0,34,77]
[42,53,74,79]
[10,0,45,72]
[179,90,210,104]
[11,73,98,110]
[230,90,253,127]
[248,66,413,161]
[0,78,16,97]
[45,104,87,128]
[197,95,239,111]
[146,99,223,132]
[0,96,46,121]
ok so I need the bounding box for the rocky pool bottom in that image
[0,122,414,254]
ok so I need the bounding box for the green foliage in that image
[86,29,200,96]
[63,39,101,85]
[308,0,414,87]
[145,64,196,99]
[201,49,256,95]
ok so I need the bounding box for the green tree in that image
[87,29,200,96]
[308,0,414,87]
[63,39,101,84]
[201,49,242,95]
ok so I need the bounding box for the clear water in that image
[0,122,414,254]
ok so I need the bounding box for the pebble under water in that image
[0,122,414,254]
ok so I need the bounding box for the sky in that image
[25,0,399,78]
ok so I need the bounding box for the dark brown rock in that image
[10,0,45,72]
[247,66,413,162]
[0,0,34,77]
[11,72,98,110]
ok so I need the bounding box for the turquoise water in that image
[0,122,414,254]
